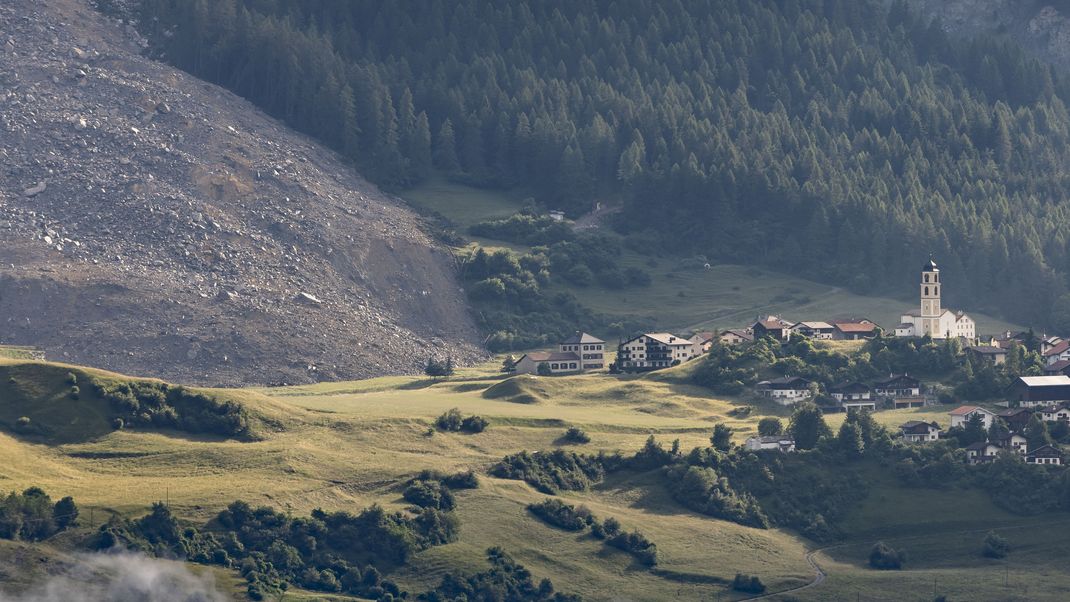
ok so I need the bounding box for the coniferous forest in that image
[136,0,1070,328]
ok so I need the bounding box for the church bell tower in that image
[920,257,941,335]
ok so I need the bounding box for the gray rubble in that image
[0,0,484,386]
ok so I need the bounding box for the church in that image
[894,258,976,340]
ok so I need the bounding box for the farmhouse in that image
[895,258,976,340]
[791,321,835,340]
[949,405,996,430]
[995,432,1028,455]
[751,316,793,341]
[899,421,941,443]
[1043,340,1070,366]
[689,332,716,354]
[744,435,796,452]
[617,333,698,371]
[1041,403,1070,423]
[559,332,606,371]
[830,319,880,340]
[965,441,1004,465]
[873,374,921,399]
[1026,444,1063,466]
[967,345,1008,365]
[514,351,581,375]
[1010,376,1070,408]
[995,407,1033,433]
[719,329,754,345]
[755,376,812,405]
[829,381,872,402]
[1041,336,1065,355]
[1043,359,1070,377]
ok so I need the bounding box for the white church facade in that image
[894,258,976,340]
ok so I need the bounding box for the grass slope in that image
[1,358,1067,601]
[400,179,1023,335]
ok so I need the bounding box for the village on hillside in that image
[505,258,1070,465]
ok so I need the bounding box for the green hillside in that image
[137,0,1070,331]
[1,358,1069,600]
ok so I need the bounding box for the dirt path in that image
[736,518,1070,601]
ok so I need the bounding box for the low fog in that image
[0,552,228,602]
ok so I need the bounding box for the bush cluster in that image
[435,408,488,433]
[526,499,593,531]
[91,378,249,437]
[416,546,579,601]
[0,488,78,541]
[490,450,623,494]
[869,541,906,570]
[606,530,658,566]
[97,498,459,600]
[561,426,591,444]
[732,573,766,594]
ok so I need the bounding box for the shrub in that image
[562,426,591,444]
[536,362,553,376]
[403,480,455,511]
[441,470,479,490]
[607,530,658,566]
[526,499,593,531]
[461,415,488,433]
[435,408,463,431]
[435,409,487,433]
[14,416,31,432]
[732,573,766,594]
[112,417,124,430]
[65,372,78,385]
[757,417,783,436]
[983,531,1010,558]
[69,385,80,400]
[490,450,621,493]
[869,541,906,570]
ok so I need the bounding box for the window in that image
[924,286,929,296]
[570,363,577,369]
[924,274,929,283]
[551,363,559,369]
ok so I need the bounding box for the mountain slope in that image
[0,0,483,386]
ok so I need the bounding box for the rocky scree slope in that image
[0,0,483,386]
[903,0,1070,69]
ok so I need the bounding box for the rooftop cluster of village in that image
[507,258,1070,466]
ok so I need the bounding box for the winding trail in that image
[734,518,1070,601]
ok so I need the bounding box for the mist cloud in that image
[0,551,229,602]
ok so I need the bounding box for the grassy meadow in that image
[398,179,1024,336]
[2,356,1069,600]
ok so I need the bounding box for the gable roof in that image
[969,345,1008,355]
[900,420,939,434]
[833,321,878,333]
[758,376,811,388]
[646,332,692,346]
[874,373,920,386]
[1019,375,1070,388]
[793,321,834,330]
[830,381,870,393]
[1027,444,1063,458]
[1044,340,1070,357]
[949,405,994,416]
[1045,359,1070,373]
[560,332,605,345]
[753,317,791,330]
[721,329,754,340]
[520,351,580,363]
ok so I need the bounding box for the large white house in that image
[895,258,975,340]
[617,333,698,371]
